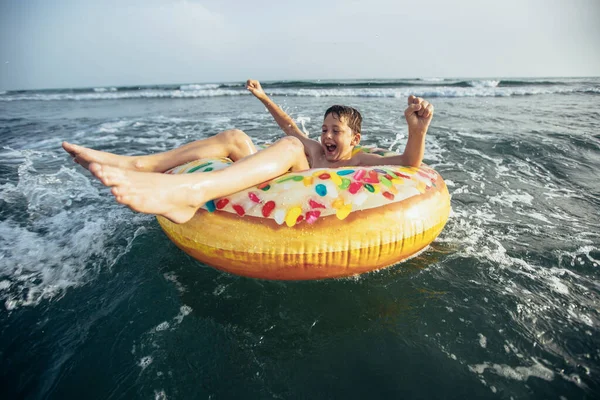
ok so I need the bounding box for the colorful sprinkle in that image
[336,204,352,220]
[285,206,303,227]
[187,162,212,173]
[205,200,216,212]
[364,184,375,193]
[232,204,245,216]
[315,184,327,197]
[257,181,271,190]
[363,170,380,183]
[276,175,304,183]
[262,201,276,217]
[348,181,363,194]
[383,191,395,201]
[329,173,342,186]
[309,199,326,209]
[305,210,321,224]
[216,199,229,209]
[260,184,271,191]
[336,170,355,176]
[332,197,345,209]
[318,173,331,180]
[303,176,314,186]
[248,192,261,203]
[380,176,393,188]
[354,169,366,181]
[339,178,351,190]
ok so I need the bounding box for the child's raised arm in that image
[357,95,434,168]
[246,79,313,143]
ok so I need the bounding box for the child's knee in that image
[277,137,309,170]
[278,136,304,154]
[215,129,257,160]
[220,129,249,142]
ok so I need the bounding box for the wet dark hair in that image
[324,105,362,134]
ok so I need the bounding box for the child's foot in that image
[62,142,146,171]
[89,163,207,224]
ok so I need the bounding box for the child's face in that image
[320,113,360,161]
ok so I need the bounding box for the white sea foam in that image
[467,80,500,88]
[163,272,186,293]
[0,153,149,310]
[153,322,170,332]
[97,120,131,133]
[174,305,192,324]
[478,333,488,348]
[489,192,534,207]
[524,211,552,224]
[139,356,153,370]
[419,77,445,82]
[154,390,167,400]
[93,87,117,92]
[179,83,220,91]
[469,359,555,382]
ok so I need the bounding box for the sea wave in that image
[179,83,221,91]
[417,77,446,82]
[499,79,568,87]
[93,87,118,92]
[466,80,500,88]
[0,85,596,101]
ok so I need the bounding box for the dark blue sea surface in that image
[1,78,599,399]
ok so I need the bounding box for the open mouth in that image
[325,144,337,153]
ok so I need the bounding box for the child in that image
[62,79,434,224]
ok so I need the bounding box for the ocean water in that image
[1,78,599,399]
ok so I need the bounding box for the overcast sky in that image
[1,0,599,90]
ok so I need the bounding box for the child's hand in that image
[246,79,266,99]
[405,95,434,135]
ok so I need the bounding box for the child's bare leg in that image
[62,129,257,172]
[89,137,309,224]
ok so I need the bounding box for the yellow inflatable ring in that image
[157,147,451,280]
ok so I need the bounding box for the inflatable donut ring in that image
[157,146,451,280]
